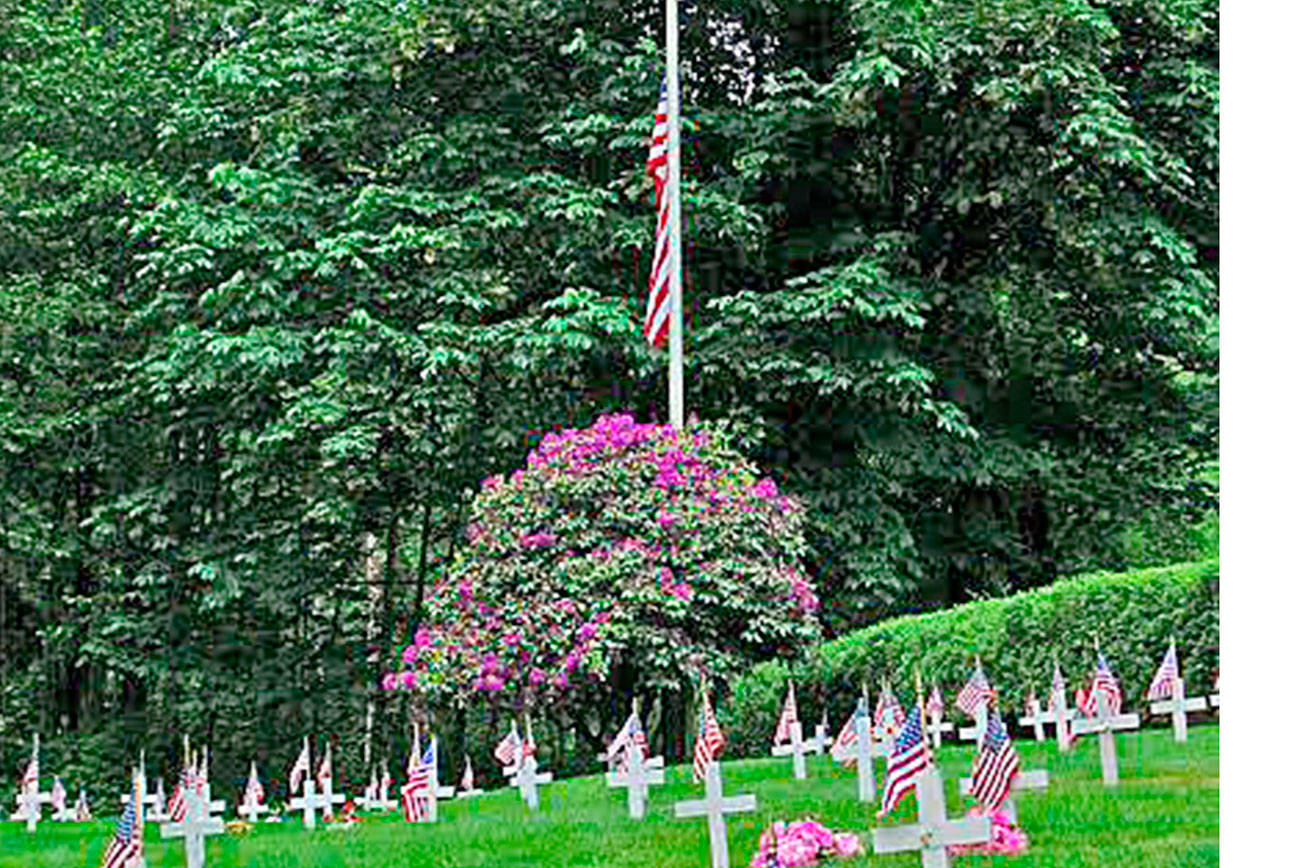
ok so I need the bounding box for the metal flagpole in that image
[666,0,684,430]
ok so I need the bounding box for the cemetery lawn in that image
[0,724,1217,867]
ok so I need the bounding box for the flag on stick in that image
[644,77,672,347]
[1084,651,1123,716]
[1147,642,1180,701]
[493,723,522,768]
[970,710,1020,811]
[773,681,799,745]
[100,769,144,868]
[692,679,726,783]
[288,738,311,795]
[401,739,434,823]
[956,661,996,717]
[877,704,930,817]
[831,697,870,766]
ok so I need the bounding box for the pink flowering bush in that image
[384,413,821,703]
[948,807,1029,855]
[750,820,863,867]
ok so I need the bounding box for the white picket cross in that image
[161,787,225,868]
[809,713,832,755]
[873,765,991,868]
[771,720,814,780]
[289,779,329,830]
[608,743,665,820]
[1018,696,1053,742]
[604,755,665,786]
[1050,683,1075,753]
[1149,677,1206,743]
[1072,709,1141,786]
[673,761,758,868]
[508,755,553,811]
[958,704,989,745]
[853,713,877,802]
[959,768,1049,824]
[11,787,51,832]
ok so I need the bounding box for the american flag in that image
[773,682,799,745]
[956,663,996,717]
[644,77,672,346]
[1084,652,1123,717]
[874,682,905,736]
[75,789,91,822]
[614,712,652,773]
[460,755,474,792]
[317,743,336,816]
[100,774,143,868]
[1146,643,1180,701]
[401,739,434,823]
[493,723,522,768]
[1051,661,1066,696]
[19,751,37,794]
[522,723,537,760]
[926,686,945,719]
[877,705,930,818]
[692,684,726,783]
[970,710,1020,811]
[51,777,67,815]
[167,762,192,822]
[243,761,264,808]
[288,739,310,794]
[830,697,870,766]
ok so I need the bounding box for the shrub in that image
[720,559,1219,756]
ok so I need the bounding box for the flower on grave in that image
[386,413,820,703]
[750,819,863,867]
[947,807,1029,855]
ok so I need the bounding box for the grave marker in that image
[873,765,991,868]
[237,761,269,823]
[420,736,456,823]
[609,737,665,820]
[1050,660,1074,753]
[456,755,484,798]
[810,712,832,755]
[289,779,330,830]
[1149,678,1206,742]
[1018,694,1052,742]
[161,786,225,868]
[315,742,347,820]
[509,754,554,811]
[673,761,757,868]
[771,681,814,779]
[9,733,49,833]
[1071,709,1140,786]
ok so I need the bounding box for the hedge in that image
[719,559,1219,757]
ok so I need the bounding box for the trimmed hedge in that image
[720,559,1219,757]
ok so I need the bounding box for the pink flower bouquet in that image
[750,819,863,867]
[947,807,1030,856]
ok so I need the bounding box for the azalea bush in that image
[384,413,822,709]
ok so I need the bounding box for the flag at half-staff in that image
[692,679,726,783]
[970,710,1021,811]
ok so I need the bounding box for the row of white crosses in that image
[8,733,96,831]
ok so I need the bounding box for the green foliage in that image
[721,558,1219,757]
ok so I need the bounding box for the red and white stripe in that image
[956,664,996,717]
[773,682,799,745]
[288,740,310,794]
[1146,643,1180,701]
[1085,652,1123,716]
[644,78,672,346]
[692,685,726,783]
[970,714,1020,811]
[877,706,930,817]
[874,683,905,735]
[493,725,522,768]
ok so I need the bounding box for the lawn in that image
[0,724,1218,867]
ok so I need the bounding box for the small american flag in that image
[1084,651,1123,717]
[926,686,945,719]
[692,684,726,783]
[830,697,870,766]
[970,710,1020,811]
[459,755,474,792]
[956,663,996,717]
[614,712,652,773]
[167,762,192,822]
[100,774,143,868]
[877,705,930,817]
[243,761,264,809]
[401,739,434,823]
[644,77,672,346]
[1146,643,1180,701]
[1051,661,1066,696]
[316,743,332,789]
[19,753,37,794]
[51,777,67,815]
[494,724,522,768]
[773,682,799,745]
[874,682,905,736]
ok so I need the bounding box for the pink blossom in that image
[413,626,431,647]
[402,645,420,665]
[832,832,862,858]
[752,477,779,499]
[577,622,597,641]
[528,668,547,686]
[380,673,397,691]
[400,671,417,689]
[478,673,505,691]
[481,474,503,491]
[669,582,693,601]
[520,530,557,548]
[551,672,569,689]
[503,632,521,646]
[657,509,678,528]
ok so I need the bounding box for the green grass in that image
[0,725,1218,867]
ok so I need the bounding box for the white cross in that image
[608,745,665,820]
[289,779,330,830]
[420,738,456,823]
[959,768,1049,824]
[146,779,169,823]
[161,787,225,868]
[925,712,953,750]
[852,713,877,802]
[1072,708,1141,786]
[1018,696,1054,742]
[1050,684,1076,753]
[604,754,665,786]
[508,755,554,811]
[1149,677,1207,743]
[50,783,74,823]
[373,769,398,810]
[120,789,161,813]
[237,794,270,822]
[958,704,989,745]
[317,778,347,821]
[673,761,758,868]
[11,787,51,832]
[771,720,815,780]
[809,713,832,755]
[873,765,991,868]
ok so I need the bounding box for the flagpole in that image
[666,0,685,430]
